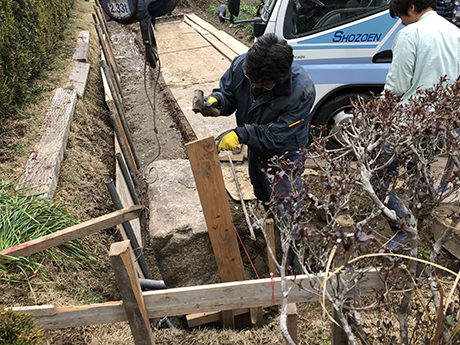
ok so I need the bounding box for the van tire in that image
[310,92,370,149]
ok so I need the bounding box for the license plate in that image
[108,0,132,20]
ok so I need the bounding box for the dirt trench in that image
[105,8,275,286]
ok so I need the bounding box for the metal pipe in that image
[101,61,139,186]
[116,153,140,205]
[139,279,167,290]
[226,152,256,240]
[93,15,123,98]
[105,179,152,279]
[158,317,176,329]
[101,58,141,175]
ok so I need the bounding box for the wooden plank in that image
[12,270,383,330]
[0,205,142,257]
[266,219,278,276]
[186,308,249,328]
[72,30,90,62]
[185,13,220,34]
[250,307,264,328]
[110,241,154,344]
[185,136,245,283]
[18,88,77,199]
[66,61,90,98]
[186,136,246,328]
[142,270,383,318]
[431,210,460,259]
[115,138,142,247]
[115,138,144,279]
[212,30,250,56]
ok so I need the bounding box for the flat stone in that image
[147,159,220,287]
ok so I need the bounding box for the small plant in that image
[0,309,44,345]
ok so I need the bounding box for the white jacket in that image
[384,11,460,101]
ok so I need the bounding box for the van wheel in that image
[311,92,370,149]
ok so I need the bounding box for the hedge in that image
[0,0,74,115]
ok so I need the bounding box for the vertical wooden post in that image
[186,136,246,328]
[109,240,154,345]
[332,310,348,345]
[265,219,277,276]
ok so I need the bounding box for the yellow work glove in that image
[216,130,239,152]
[205,96,219,107]
[201,95,221,117]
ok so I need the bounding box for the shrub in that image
[0,0,74,116]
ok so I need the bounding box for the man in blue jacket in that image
[201,33,315,209]
[198,33,315,273]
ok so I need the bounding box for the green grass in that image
[0,180,97,278]
[208,2,258,39]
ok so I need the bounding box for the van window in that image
[289,0,390,36]
[261,0,278,21]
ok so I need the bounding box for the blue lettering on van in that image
[332,31,382,43]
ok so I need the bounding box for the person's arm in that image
[208,55,246,116]
[384,31,417,97]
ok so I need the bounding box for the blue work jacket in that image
[211,54,316,159]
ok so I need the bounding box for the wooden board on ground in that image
[431,204,460,260]
[72,30,90,62]
[115,137,142,247]
[18,88,77,199]
[0,206,142,258]
[66,61,90,98]
[12,269,384,329]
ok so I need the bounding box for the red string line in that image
[233,226,260,280]
[265,273,275,305]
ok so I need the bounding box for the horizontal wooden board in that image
[12,269,383,329]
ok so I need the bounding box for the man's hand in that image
[201,95,221,117]
[216,129,239,152]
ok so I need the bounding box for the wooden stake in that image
[110,240,154,345]
[283,303,298,344]
[186,136,245,328]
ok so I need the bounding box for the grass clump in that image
[0,180,95,273]
[0,309,44,345]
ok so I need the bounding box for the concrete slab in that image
[147,159,220,287]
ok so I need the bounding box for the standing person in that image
[197,33,316,272]
[385,0,460,101]
[381,0,460,249]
